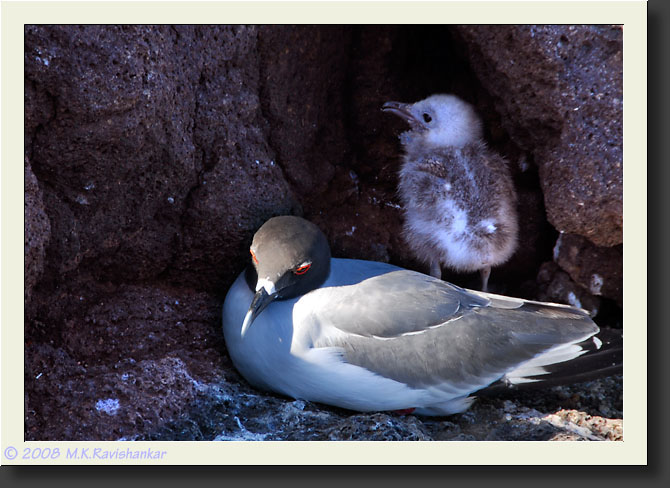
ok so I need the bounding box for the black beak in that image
[382,101,423,129]
[382,101,413,119]
[241,287,278,337]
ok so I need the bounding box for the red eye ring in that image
[294,263,311,275]
[250,249,259,265]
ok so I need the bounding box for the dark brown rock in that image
[256,26,352,197]
[24,78,55,153]
[536,261,601,316]
[24,157,51,309]
[25,343,210,441]
[553,233,623,306]
[26,25,201,283]
[25,285,226,440]
[58,285,222,368]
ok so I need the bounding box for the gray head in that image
[242,215,331,336]
[382,94,483,148]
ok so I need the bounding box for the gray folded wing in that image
[313,270,599,395]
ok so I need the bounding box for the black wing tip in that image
[479,327,623,396]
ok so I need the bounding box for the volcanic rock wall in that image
[24,25,622,440]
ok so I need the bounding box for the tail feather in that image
[478,327,622,395]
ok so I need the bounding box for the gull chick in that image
[383,94,518,291]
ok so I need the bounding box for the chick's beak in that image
[382,101,424,130]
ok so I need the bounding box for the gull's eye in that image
[294,262,311,275]
[250,249,259,265]
[422,113,432,123]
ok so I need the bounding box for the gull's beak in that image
[382,101,424,130]
[241,287,278,338]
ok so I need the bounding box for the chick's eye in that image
[294,263,311,275]
[422,113,432,123]
[250,249,259,265]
